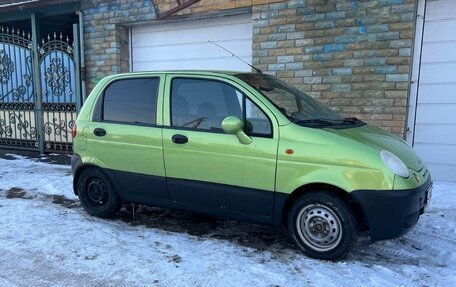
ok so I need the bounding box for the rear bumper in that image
[351,176,432,241]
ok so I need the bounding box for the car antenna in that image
[208,40,262,74]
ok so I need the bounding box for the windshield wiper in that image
[342,117,364,125]
[293,118,335,126]
[259,86,274,92]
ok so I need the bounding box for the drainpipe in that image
[76,11,87,103]
[31,13,44,154]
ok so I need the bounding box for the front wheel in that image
[288,191,358,260]
[77,168,122,218]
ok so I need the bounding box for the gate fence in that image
[0,25,81,153]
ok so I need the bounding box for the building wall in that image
[82,0,157,91]
[154,0,283,16]
[252,0,416,135]
[82,0,283,91]
[82,0,416,136]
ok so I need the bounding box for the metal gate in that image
[0,25,81,153]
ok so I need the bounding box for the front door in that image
[162,75,279,222]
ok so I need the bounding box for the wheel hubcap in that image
[87,178,108,206]
[296,204,342,252]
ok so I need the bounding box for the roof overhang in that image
[0,0,80,22]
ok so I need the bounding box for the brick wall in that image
[252,0,416,135]
[153,0,283,16]
[82,0,157,91]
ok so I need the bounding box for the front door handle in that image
[93,128,106,137]
[172,134,188,144]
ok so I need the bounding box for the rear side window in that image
[102,78,159,125]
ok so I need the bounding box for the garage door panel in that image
[413,0,456,182]
[132,23,252,48]
[418,84,456,104]
[423,19,456,42]
[413,143,456,166]
[419,62,456,84]
[133,14,252,34]
[425,0,456,21]
[415,103,456,124]
[414,124,456,144]
[132,14,253,72]
[421,42,456,63]
[134,57,251,72]
[133,40,252,62]
[425,163,456,182]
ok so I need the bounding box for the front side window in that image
[171,78,271,137]
[245,98,272,136]
[103,78,159,125]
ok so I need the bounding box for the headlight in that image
[380,149,409,178]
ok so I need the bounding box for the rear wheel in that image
[288,191,358,260]
[77,168,121,218]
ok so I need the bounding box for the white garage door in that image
[412,0,456,182]
[131,14,252,72]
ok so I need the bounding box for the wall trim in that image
[406,0,426,146]
[127,7,252,27]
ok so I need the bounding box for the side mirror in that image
[221,116,252,145]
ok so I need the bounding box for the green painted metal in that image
[221,116,252,145]
[74,71,430,198]
[161,73,279,192]
[77,74,166,177]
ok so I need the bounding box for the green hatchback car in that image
[71,71,432,260]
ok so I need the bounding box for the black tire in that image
[287,191,358,261]
[77,167,122,218]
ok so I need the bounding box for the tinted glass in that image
[245,98,272,136]
[235,73,343,121]
[103,78,159,125]
[171,78,242,131]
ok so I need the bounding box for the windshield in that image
[235,73,364,128]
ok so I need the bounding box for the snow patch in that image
[0,156,455,286]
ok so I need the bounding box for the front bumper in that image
[351,176,432,241]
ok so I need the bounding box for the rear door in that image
[162,74,279,222]
[86,75,167,203]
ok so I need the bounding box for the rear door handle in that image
[172,134,188,144]
[93,128,106,137]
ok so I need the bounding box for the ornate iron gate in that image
[0,28,36,149]
[0,26,81,153]
[40,33,78,152]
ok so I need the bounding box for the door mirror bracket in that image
[221,116,252,145]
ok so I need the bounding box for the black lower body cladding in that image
[71,153,82,177]
[351,177,432,241]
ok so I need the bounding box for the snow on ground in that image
[0,154,455,287]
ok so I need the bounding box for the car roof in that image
[113,70,249,77]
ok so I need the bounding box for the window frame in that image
[169,76,273,138]
[93,77,161,127]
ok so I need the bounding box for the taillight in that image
[71,123,77,139]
